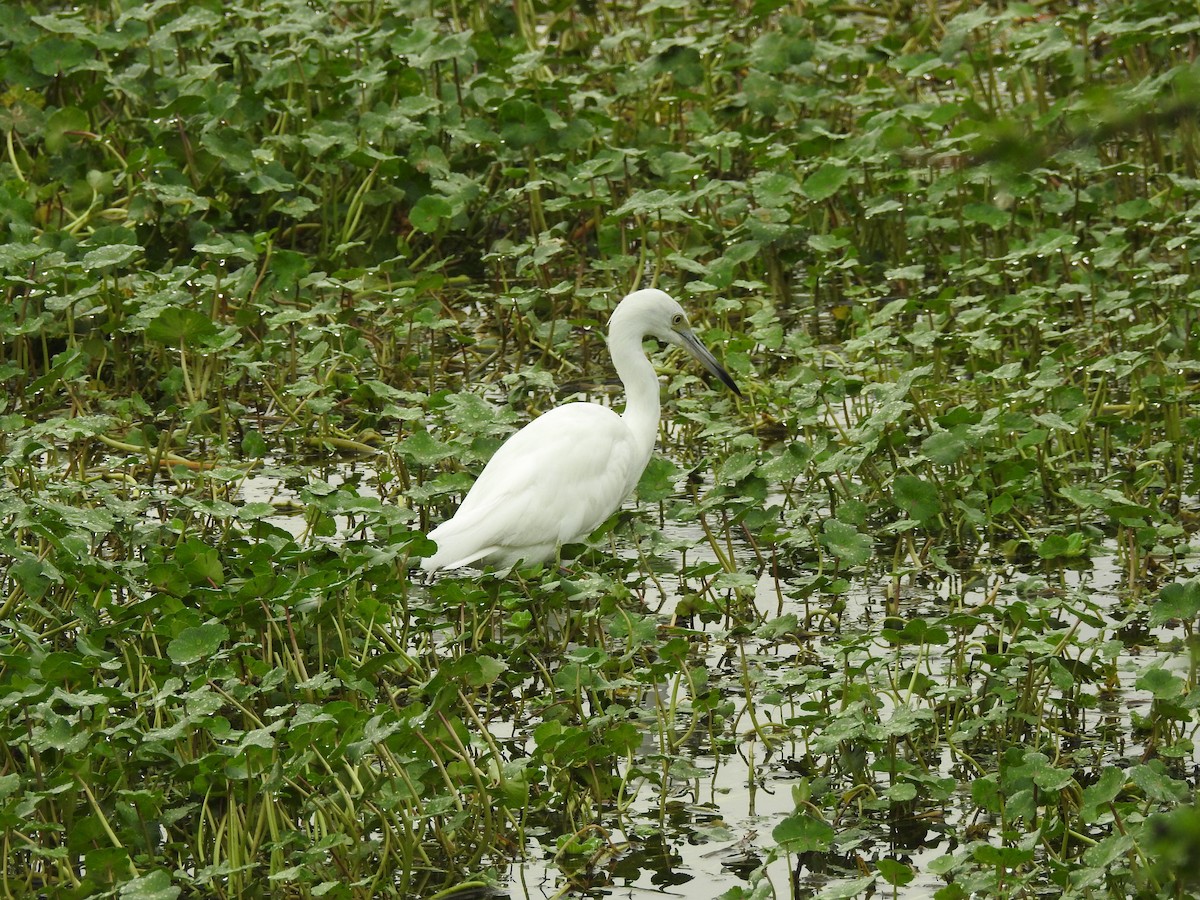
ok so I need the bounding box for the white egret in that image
[421,288,740,573]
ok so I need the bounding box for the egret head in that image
[613,289,741,396]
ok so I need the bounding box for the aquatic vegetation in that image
[1,0,1198,897]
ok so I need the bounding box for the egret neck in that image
[608,302,662,490]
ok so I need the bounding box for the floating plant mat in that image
[412,538,1200,899]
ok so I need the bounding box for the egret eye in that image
[672,313,684,327]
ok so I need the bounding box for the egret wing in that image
[424,403,640,569]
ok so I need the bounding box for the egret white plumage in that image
[420,288,740,573]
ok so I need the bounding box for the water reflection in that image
[234,459,1196,899]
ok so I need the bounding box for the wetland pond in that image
[5,276,1199,900]
[235,449,1200,900]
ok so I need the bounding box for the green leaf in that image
[656,45,704,87]
[410,195,452,233]
[836,498,868,527]
[146,307,219,347]
[399,430,456,465]
[802,163,850,201]
[241,429,268,458]
[0,773,20,800]
[1033,766,1076,792]
[1081,766,1126,822]
[1032,411,1074,432]
[82,243,142,271]
[119,869,181,900]
[1130,761,1189,803]
[11,557,54,600]
[877,858,914,887]
[1150,580,1200,627]
[466,654,508,687]
[192,233,257,261]
[1036,532,1085,560]
[148,562,189,598]
[31,12,94,36]
[971,774,1001,813]
[882,617,950,646]
[807,233,850,253]
[200,129,255,171]
[31,36,92,75]
[718,451,758,483]
[885,264,924,281]
[921,429,969,466]
[1115,197,1154,220]
[37,497,114,532]
[176,540,224,587]
[637,455,680,502]
[498,99,550,147]
[750,31,811,72]
[1136,666,1184,701]
[754,172,799,207]
[893,474,940,526]
[33,718,89,753]
[886,782,918,802]
[607,613,659,647]
[962,202,1010,229]
[722,240,762,265]
[445,392,514,433]
[821,519,872,566]
[772,811,834,852]
[167,624,230,666]
[760,442,812,481]
[1060,485,1109,510]
[1083,832,1135,869]
[44,106,90,153]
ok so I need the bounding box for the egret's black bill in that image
[678,328,741,397]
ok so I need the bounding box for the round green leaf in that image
[801,163,850,201]
[82,243,142,271]
[1135,666,1184,701]
[31,36,91,76]
[1036,531,1085,560]
[167,624,229,666]
[119,869,181,900]
[409,195,452,233]
[1150,580,1200,627]
[962,202,1011,229]
[921,429,970,466]
[44,106,90,153]
[1033,766,1076,792]
[498,99,550,147]
[877,857,915,887]
[772,811,834,853]
[893,474,941,526]
[656,45,704,87]
[808,233,850,253]
[636,455,681,502]
[821,519,872,566]
[145,307,219,347]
